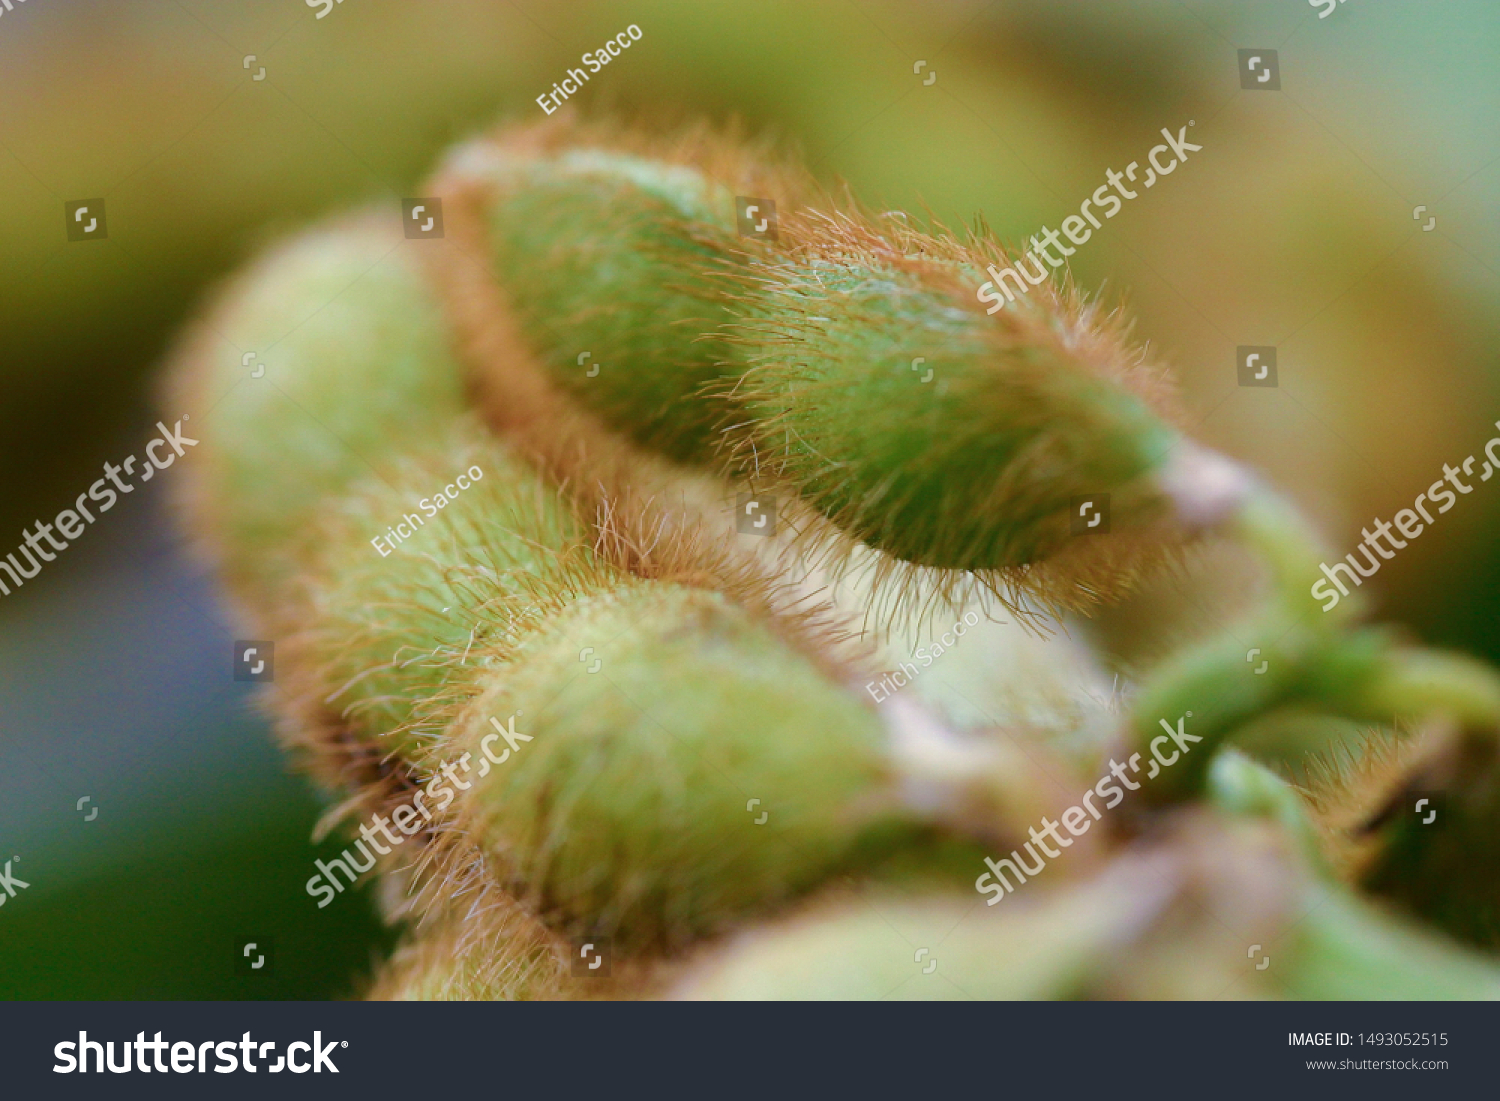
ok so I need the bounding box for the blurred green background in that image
[2,0,1497,997]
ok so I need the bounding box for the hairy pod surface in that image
[167,214,1002,961]
[436,120,1190,614]
[159,122,1500,1000]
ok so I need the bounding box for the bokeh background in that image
[2,0,1497,998]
